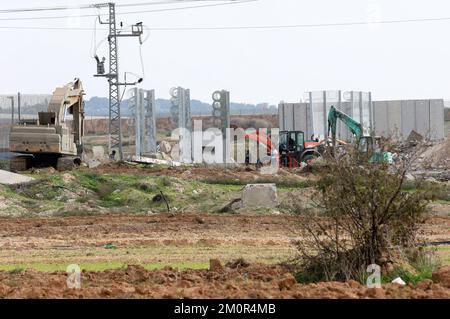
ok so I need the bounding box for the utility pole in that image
[94,2,143,160]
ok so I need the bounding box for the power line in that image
[1,15,450,31]
[148,16,450,30]
[0,1,227,13]
[0,0,255,21]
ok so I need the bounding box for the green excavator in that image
[327,105,393,164]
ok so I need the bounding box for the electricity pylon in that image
[94,2,143,160]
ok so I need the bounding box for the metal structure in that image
[130,88,157,157]
[212,90,230,164]
[94,2,143,160]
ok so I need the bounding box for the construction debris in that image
[0,169,34,185]
[391,277,407,286]
[129,155,182,167]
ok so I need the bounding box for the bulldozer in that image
[9,79,85,171]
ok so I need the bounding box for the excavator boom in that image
[328,105,363,142]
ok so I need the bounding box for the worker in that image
[109,150,116,161]
[288,137,296,150]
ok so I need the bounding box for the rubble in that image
[396,136,450,181]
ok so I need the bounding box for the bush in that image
[294,149,435,283]
[0,159,9,171]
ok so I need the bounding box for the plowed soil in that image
[1,264,450,299]
[0,213,449,298]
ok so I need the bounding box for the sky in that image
[0,0,449,104]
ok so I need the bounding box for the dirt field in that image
[0,213,449,298]
[0,164,449,298]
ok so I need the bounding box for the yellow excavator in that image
[9,79,85,171]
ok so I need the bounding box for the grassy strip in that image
[0,261,209,273]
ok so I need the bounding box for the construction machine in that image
[244,130,323,168]
[327,105,392,163]
[9,79,85,171]
[278,131,323,168]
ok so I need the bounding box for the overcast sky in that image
[0,0,449,104]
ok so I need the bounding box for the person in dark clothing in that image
[109,150,116,161]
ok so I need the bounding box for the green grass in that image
[382,266,435,286]
[0,262,127,273]
[0,168,315,215]
[0,159,9,171]
[402,180,450,202]
[200,177,312,189]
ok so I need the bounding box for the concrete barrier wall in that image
[278,103,314,138]
[280,98,445,141]
[373,99,444,140]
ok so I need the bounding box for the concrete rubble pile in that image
[397,134,450,181]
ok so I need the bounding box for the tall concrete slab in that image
[278,103,285,131]
[429,99,445,140]
[387,101,402,139]
[293,104,307,132]
[283,103,295,131]
[143,90,157,156]
[415,100,430,139]
[401,100,415,138]
[373,101,388,137]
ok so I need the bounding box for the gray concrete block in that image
[415,100,430,138]
[429,99,445,140]
[401,100,415,138]
[373,101,388,136]
[293,103,307,132]
[242,184,278,208]
[387,100,402,139]
[278,103,285,131]
[0,169,34,185]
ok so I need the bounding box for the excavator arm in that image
[328,105,363,143]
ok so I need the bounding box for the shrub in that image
[294,149,435,282]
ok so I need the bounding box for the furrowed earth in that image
[0,165,449,299]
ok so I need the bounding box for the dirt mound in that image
[419,138,450,169]
[0,264,449,299]
[432,266,450,288]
